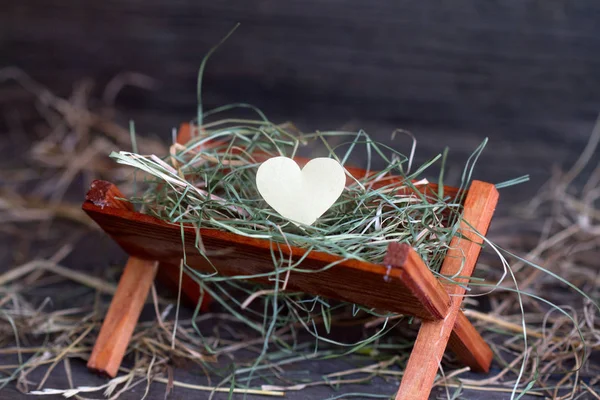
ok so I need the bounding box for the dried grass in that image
[0,69,598,399]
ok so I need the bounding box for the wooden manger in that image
[83,125,499,400]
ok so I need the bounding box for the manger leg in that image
[395,299,463,400]
[396,181,499,399]
[395,310,492,400]
[448,311,492,373]
[87,257,158,377]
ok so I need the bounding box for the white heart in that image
[256,157,346,226]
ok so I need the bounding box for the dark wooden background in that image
[2,0,600,194]
[1,1,599,399]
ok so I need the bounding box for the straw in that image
[1,42,598,399]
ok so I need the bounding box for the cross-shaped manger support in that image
[82,127,499,400]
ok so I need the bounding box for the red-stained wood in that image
[449,311,493,373]
[384,243,450,319]
[87,256,158,377]
[83,187,450,320]
[85,180,134,211]
[396,181,499,400]
[392,243,493,375]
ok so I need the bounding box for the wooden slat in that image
[83,180,452,321]
[384,243,450,319]
[87,256,158,377]
[396,181,499,400]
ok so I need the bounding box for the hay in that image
[0,67,598,399]
[112,123,472,268]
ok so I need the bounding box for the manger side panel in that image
[83,205,444,320]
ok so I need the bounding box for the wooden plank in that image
[396,181,498,400]
[4,1,599,134]
[83,180,452,321]
[383,243,450,319]
[87,256,158,377]
[85,180,135,211]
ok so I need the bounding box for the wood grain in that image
[396,245,492,375]
[396,181,499,400]
[85,175,159,377]
[3,1,599,137]
[87,256,158,378]
[384,243,450,321]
